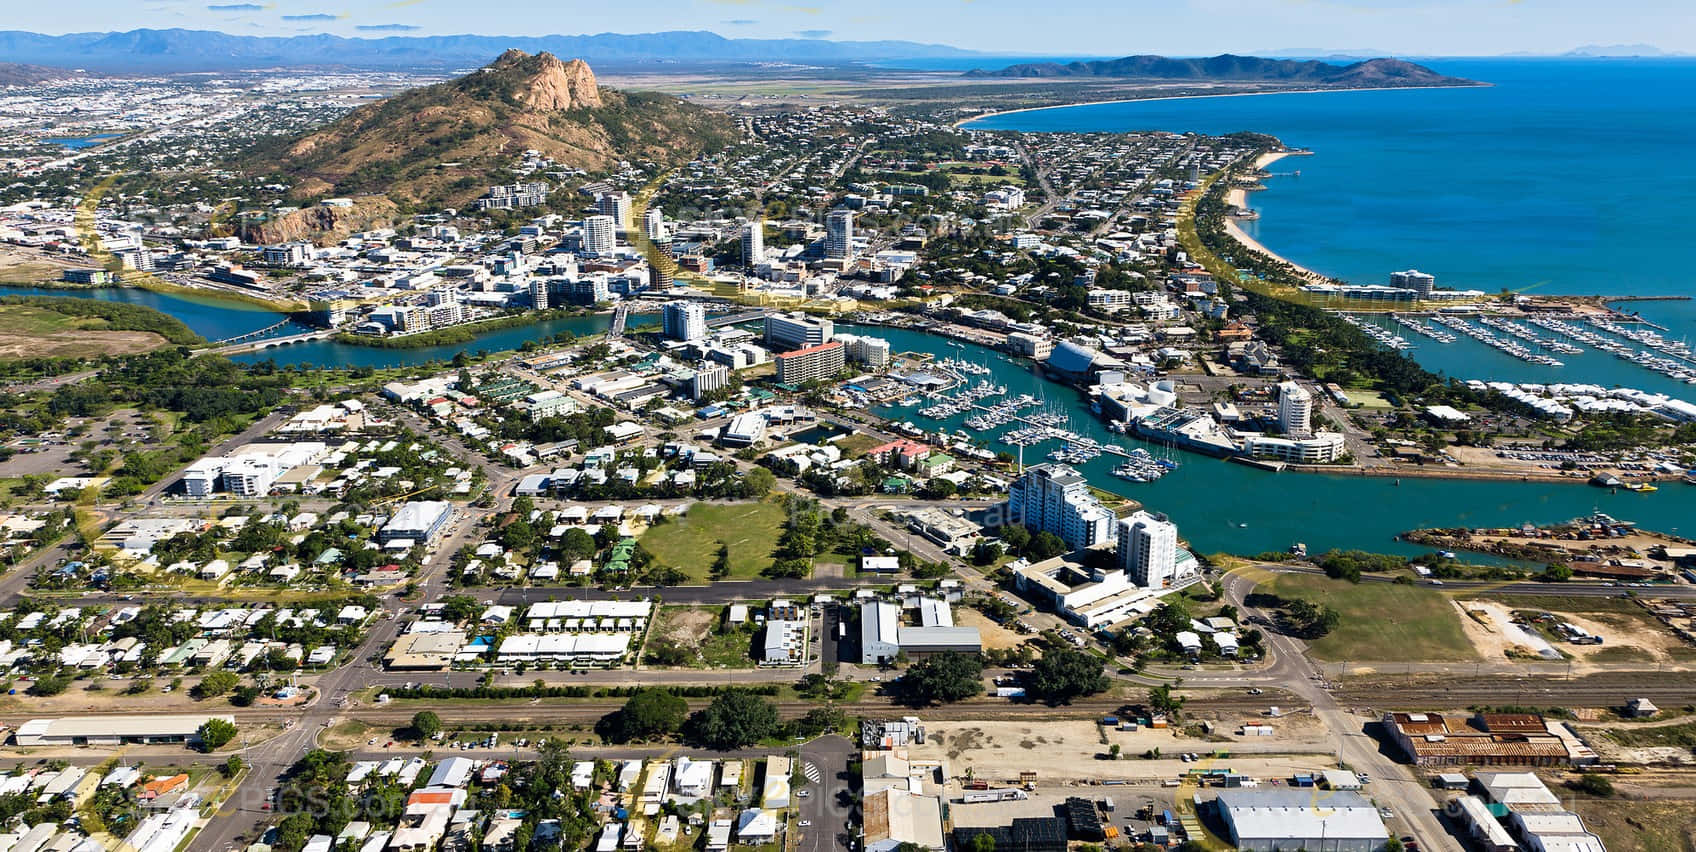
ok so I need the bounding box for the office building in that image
[742,221,766,267]
[1006,463,1117,551]
[662,301,707,342]
[1243,432,1347,464]
[1277,381,1313,438]
[1118,511,1178,588]
[643,207,666,242]
[597,191,633,229]
[774,341,846,385]
[764,312,834,351]
[825,209,854,260]
[582,215,617,256]
[1390,269,1437,299]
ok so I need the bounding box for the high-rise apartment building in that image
[1277,381,1313,438]
[662,300,707,342]
[1117,511,1178,589]
[1006,463,1117,551]
[825,209,854,260]
[582,215,616,256]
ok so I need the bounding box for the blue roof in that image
[1048,341,1100,374]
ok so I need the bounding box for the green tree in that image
[1027,647,1109,704]
[902,652,986,704]
[1574,774,1615,797]
[192,670,240,699]
[610,689,687,742]
[198,718,238,752]
[410,710,443,740]
[744,467,776,497]
[684,690,782,750]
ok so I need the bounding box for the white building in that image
[742,221,766,267]
[662,301,707,342]
[1217,789,1389,852]
[597,191,633,229]
[582,215,617,256]
[764,312,834,352]
[825,209,854,260]
[1006,463,1117,551]
[1277,381,1313,438]
[1118,511,1177,589]
[1243,432,1347,464]
[860,601,901,665]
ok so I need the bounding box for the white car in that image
[798,821,811,828]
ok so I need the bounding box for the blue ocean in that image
[965,59,1696,394]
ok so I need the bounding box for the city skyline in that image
[7,0,1695,58]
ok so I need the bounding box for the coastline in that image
[1219,151,1333,283]
[954,82,1485,129]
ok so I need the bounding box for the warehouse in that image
[14,715,234,747]
[1215,789,1389,852]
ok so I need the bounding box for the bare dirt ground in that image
[1453,600,1557,661]
[905,718,1338,787]
[655,607,718,647]
[0,329,166,360]
[953,608,1027,652]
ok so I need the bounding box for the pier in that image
[965,402,1140,459]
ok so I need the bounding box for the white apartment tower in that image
[1390,269,1436,299]
[1277,381,1313,438]
[582,215,617,256]
[643,208,667,242]
[662,300,708,342]
[1006,463,1117,551]
[764,312,833,352]
[1118,511,1178,589]
[597,191,633,229]
[742,220,766,267]
[825,209,854,260]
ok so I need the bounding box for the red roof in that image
[779,341,844,357]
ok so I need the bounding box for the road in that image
[1217,569,1463,852]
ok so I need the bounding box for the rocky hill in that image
[255,197,400,247]
[240,50,739,208]
[965,54,1477,87]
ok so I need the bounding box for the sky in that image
[13,0,1696,56]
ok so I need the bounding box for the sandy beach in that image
[1221,151,1333,282]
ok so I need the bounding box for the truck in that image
[962,789,1029,804]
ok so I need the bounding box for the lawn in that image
[1266,574,1479,662]
[1571,798,1696,852]
[639,500,786,582]
[833,433,883,459]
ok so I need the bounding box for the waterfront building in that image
[742,221,766,268]
[1006,463,1116,551]
[825,209,855,260]
[764,312,834,351]
[1277,381,1313,438]
[662,301,707,342]
[582,215,617,256]
[597,191,633,229]
[835,332,892,369]
[1243,432,1347,464]
[1005,332,1054,360]
[1390,269,1437,299]
[774,341,845,385]
[1118,511,1178,589]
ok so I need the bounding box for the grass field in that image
[639,500,786,582]
[1267,574,1479,662]
[1572,798,1696,852]
[0,304,167,360]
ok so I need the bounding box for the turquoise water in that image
[230,313,636,369]
[853,324,1693,555]
[965,59,1696,395]
[44,134,122,149]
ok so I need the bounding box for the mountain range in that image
[965,54,1478,87]
[238,50,738,212]
[0,28,976,73]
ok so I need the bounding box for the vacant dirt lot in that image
[904,717,1338,787]
[954,608,1027,652]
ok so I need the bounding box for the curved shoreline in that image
[955,83,1485,129]
[1220,151,1334,283]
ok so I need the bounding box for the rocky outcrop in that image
[256,196,398,247]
